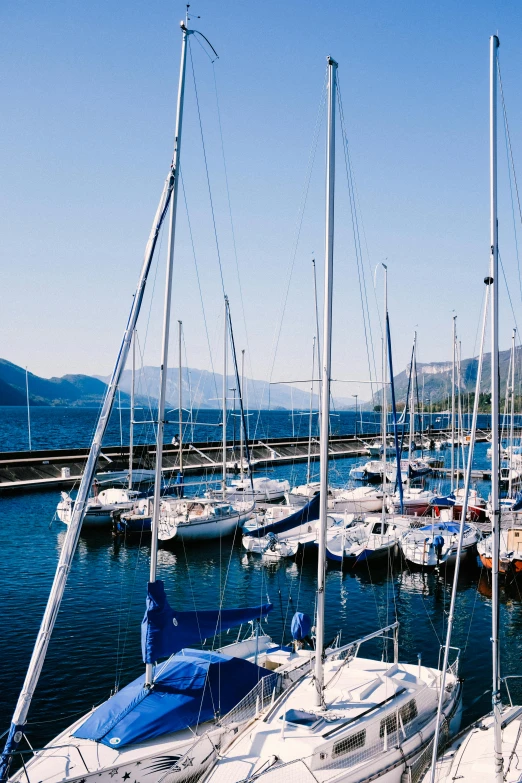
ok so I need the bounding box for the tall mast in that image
[314,54,337,709]
[312,258,322,418]
[450,316,457,491]
[407,332,416,489]
[222,296,228,497]
[146,20,190,687]
[509,328,516,498]
[240,349,245,479]
[381,264,388,518]
[490,33,503,783]
[178,321,183,473]
[429,280,491,783]
[307,336,316,485]
[25,367,32,452]
[128,331,135,490]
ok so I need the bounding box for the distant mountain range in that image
[0,358,320,410]
[372,344,519,408]
[0,344,516,410]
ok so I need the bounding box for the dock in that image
[0,428,492,495]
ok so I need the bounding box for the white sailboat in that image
[159,298,255,542]
[199,54,462,783]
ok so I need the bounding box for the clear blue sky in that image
[2,0,522,403]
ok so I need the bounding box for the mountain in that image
[101,366,320,411]
[0,359,131,407]
[371,344,518,408]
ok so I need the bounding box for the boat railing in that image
[10,742,90,783]
[437,645,461,682]
[245,683,444,781]
[327,621,399,665]
[219,671,283,729]
[501,675,522,707]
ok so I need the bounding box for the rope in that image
[337,76,379,400]
[188,40,226,297]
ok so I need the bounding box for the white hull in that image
[202,650,462,783]
[420,706,522,782]
[56,489,142,529]
[400,522,481,568]
[158,499,253,541]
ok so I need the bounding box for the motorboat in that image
[399,520,481,568]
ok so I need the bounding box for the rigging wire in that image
[252,67,328,440]
[188,40,226,297]
[337,76,379,400]
[498,59,522,306]
[210,61,260,410]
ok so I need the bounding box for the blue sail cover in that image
[243,494,320,539]
[291,612,312,640]
[142,580,272,664]
[73,649,271,748]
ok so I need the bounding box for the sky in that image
[2,0,522,405]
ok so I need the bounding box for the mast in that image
[128,331,135,490]
[429,279,491,783]
[178,321,183,474]
[381,264,388,517]
[307,336,316,485]
[312,258,322,418]
[451,316,457,491]
[314,54,337,709]
[240,349,245,479]
[509,328,516,498]
[222,296,228,497]
[25,367,32,452]
[490,34,503,783]
[146,19,190,687]
[407,332,416,489]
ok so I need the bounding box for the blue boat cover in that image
[291,612,312,640]
[512,493,522,512]
[73,648,271,747]
[430,493,456,508]
[419,522,461,534]
[142,580,272,663]
[243,494,320,539]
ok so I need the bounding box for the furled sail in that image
[141,580,272,663]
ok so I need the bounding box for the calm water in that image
[1,407,522,753]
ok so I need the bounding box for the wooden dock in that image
[0,428,492,495]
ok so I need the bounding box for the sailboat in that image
[198,54,462,783]
[421,35,522,783]
[55,332,156,529]
[0,18,288,783]
[158,298,255,542]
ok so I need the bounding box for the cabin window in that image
[379,700,418,738]
[516,532,520,538]
[373,522,388,535]
[332,729,366,757]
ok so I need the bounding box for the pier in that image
[0,428,493,494]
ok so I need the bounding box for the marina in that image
[3,6,522,783]
[0,427,493,494]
